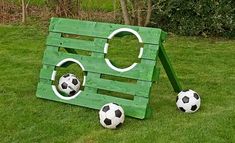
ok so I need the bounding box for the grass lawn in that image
[6,0,115,12]
[0,24,235,143]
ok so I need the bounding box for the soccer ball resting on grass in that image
[58,73,81,96]
[99,103,125,129]
[176,89,201,113]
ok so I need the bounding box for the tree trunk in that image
[120,0,130,25]
[76,0,80,16]
[113,0,116,19]
[137,1,142,26]
[144,0,152,26]
[21,0,26,23]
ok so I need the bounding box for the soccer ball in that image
[176,89,201,113]
[99,103,125,129]
[58,73,81,96]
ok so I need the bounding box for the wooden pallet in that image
[36,17,182,119]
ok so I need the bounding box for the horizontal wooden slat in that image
[142,44,159,60]
[47,33,159,60]
[42,49,156,81]
[49,17,163,44]
[36,82,148,119]
[40,65,55,80]
[46,36,106,53]
[85,76,151,97]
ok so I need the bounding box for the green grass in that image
[81,0,116,12]
[6,0,115,11]
[6,0,46,6]
[0,24,235,143]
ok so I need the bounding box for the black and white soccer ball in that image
[58,73,81,96]
[176,89,201,113]
[99,103,125,129]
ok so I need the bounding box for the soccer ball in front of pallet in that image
[58,73,80,96]
[99,103,125,129]
[176,89,201,113]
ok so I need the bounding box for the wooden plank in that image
[159,43,182,92]
[84,72,100,93]
[39,65,55,80]
[142,44,159,60]
[137,80,152,97]
[42,50,156,81]
[49,17,162,45]
[134,96,149,108]
[48,29,77,54]
[46,36,105,53]
[47,33,159,60]
[83,48,104,93]
[36,82,148,119]
[152,66,160,82]
[85,76,151,97]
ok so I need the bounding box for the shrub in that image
[151,0,235,37]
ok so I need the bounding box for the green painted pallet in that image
[36,17,182,119]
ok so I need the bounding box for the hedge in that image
[151,0,235,37]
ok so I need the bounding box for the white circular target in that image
[51,58,86,100]
[104,28,143,72]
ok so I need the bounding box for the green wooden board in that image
[36,17,182,119]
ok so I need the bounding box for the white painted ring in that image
[51,58,86,100]
[108,28,143,43]
[104,28,144,72]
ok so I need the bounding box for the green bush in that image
[152,0,235,37]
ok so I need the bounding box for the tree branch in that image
[21,0,26,23]
[120,0,131,25]
[144,0,152,26]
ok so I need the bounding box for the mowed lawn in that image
[0,24,235,143]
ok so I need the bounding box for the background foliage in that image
[152,0,235,37]
[1,0,235,37]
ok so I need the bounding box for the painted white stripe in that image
[51,70,57,80]
[82,76,86,86]
[138,47,144,58]
[52,85,82,100]
[107,28,143,43]
[105,59,137,72]
[104,43,109,54]
[56,58,85,71]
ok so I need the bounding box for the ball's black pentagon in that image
[63,74,70,78]
[182,96,189,103]
[191,105,197,111]
[102,105,110,112]
[193,93,199,100]
[104,118,112,125]
[116,123,122,128]
[72,79,78,85]
[115,109,122,118]
[113,103,119,106]
[69,90,76,96]
[182,89,189,92]
[179,107,186,112]
[61,82,68,89]
[176,96,179,102]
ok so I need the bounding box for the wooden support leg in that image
[159,43,182,92]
